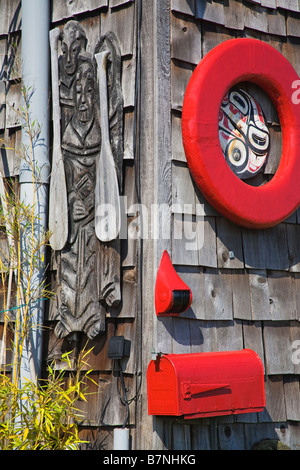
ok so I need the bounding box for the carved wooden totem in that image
[49,21,123,339]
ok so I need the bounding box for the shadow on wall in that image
[154,415,293,450]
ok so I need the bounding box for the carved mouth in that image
[65,63,76,75]
[78,110,92,123]
[79,104,88,112]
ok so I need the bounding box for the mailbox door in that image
[147,357,180,416]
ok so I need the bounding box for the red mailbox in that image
[147,349,265,419]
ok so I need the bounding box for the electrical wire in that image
[117,361,130,429]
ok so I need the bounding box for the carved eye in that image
[248,124,269,154]
[86,80,94,93]
[72,40,81,53]
[226,138,248,171]
[229,91,249,115]
[61,43,67,54]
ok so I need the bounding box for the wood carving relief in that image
[49,21,123,339]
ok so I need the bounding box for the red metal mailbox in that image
[147,349,265,419]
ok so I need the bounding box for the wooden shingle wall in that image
[2,0,300,451]
[0,0,141,451]
[0,0,22,177]
[0,0,22,367]
[46,0,141,450]
[162,0,300,450]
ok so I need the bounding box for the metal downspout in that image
[20,0,50,383]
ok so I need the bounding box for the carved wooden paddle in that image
[95,51,121,242]
[49,28,68,251]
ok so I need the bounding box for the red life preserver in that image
[182,38,300,228]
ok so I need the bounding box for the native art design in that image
[218,89,270,179]
[182,39,300,229]
[49,21,123,339]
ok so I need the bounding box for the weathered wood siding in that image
[0,0,140,451]
[46,0,140,450]
[0,0,22,376]
[155,0,300,450]
[1,0,300,451]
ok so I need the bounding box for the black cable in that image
[117,360,129,428]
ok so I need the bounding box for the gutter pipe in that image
[19,0,50,383]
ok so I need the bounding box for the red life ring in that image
[182,38,300,228]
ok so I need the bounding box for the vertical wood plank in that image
[216,320,243,351]
[289,320,300,374]
[171,12,201,64]
[244,423,283,450]
[263,126,282,173]
[172,317,191,354]
[204,268,233,320]
[267,8,286,36]
[191,424,211,450]
[195,0,225,25]
[242,229,267,270]
[171,59,194,112]
[224,0,246,30]
[244,4,269,33]
[101,1,135,56]
[246,82,279,125]
[263,225,289,270]
[171,0,195,16]
[171,113,186,163]
[242,321,265,371]
[190,320,218,353]
[232,270,252,320]
[263,322,294,374]
[248,270,271,320]
[277,0,300,12]
[284,376,300,421]
[198,217,218,268]
[287,224,300,272]
[216,218,244,269]
[172,213,199,266]
[122,56,136,108]
[218,423,246,450]
[156,317,173,355]
[5,81,21,128]
[243,225,289,271]
[202,23,235,57]
[267,271,297,320]
[136,0,173,451]
[172,162,196,214]
[123,112,135,160]
[260,376,286,423]
[172,423,191,450]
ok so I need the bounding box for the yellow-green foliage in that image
[0,349,96,450]
[0,84,97,450]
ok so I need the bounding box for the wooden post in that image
[135,0,172,450]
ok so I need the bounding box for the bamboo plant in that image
[0,84,96,449]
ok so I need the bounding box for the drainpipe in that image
[19,0,50,383]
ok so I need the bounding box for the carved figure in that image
[58,20,88,130]
[49,22,123,339]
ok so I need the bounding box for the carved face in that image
[218,89,270,179]
[75,62,95,123]
[61,38,81,76]
[61,23,86,76]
